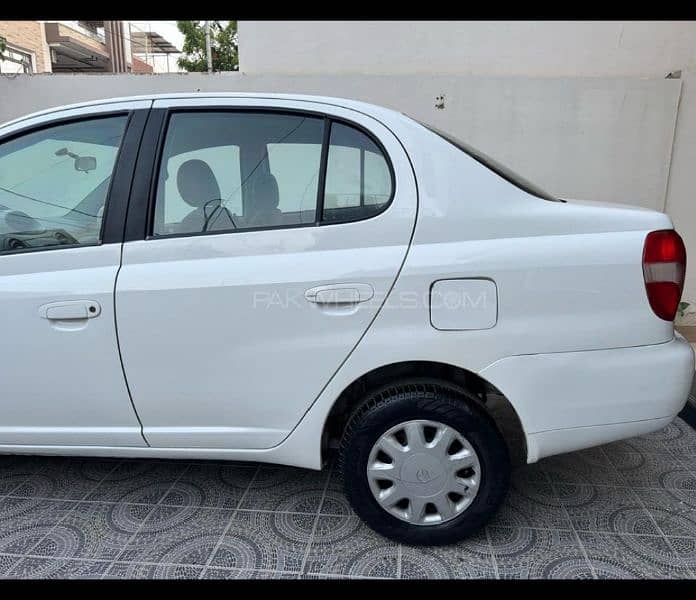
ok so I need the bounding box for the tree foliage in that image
[0,36,6,58]
[176,21,238,72]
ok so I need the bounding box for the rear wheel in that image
[339,380,510,545]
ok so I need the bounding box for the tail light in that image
[642,229,686,321]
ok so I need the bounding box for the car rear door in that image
[114,97,417,449]
[0,101,150,447]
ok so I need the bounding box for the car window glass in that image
[0,115,128,253]
[323,122,392,222]
[161,145,242,225]
[153,112,325,236]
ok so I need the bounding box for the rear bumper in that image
[479,334,695,463]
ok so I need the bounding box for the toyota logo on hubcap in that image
[416,468,432,483]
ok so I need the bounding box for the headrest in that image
[176,159,221,208]
[249,173,280,212]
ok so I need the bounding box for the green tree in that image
[0,36,6,58]
[176,21,238,72]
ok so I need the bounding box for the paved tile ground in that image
[0,417,695,579]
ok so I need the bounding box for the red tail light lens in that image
[643,229,686,321]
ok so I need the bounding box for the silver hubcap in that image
[367,420,481,526]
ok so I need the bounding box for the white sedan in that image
[0,93,693,545]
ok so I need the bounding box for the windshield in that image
[415,119,560,202]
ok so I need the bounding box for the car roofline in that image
[0,92,405,130]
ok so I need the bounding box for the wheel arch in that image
[321,360,527,466]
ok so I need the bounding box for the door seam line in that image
[113,255,149,447]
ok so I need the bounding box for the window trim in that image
[314,117,332,225]
[0,110,142,257]
[141,106,396,242]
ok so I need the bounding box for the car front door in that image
[0,102,150,447]
[115,97,417,449]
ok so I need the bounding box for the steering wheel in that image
[202,198,237,232]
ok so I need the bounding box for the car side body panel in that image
[0,93,692,471]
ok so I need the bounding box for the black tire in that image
[339,379,510,546]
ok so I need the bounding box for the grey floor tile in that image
[85,460,189,504]
[637,488,696,538]
[0,456,45,495]
[0,495,55,523]
[601,439,673,456]
[488,481,571,530]
[299,572,379,579]
[555,484,658,535]
[0,553,22,576]
[239,465,329,513]
[578,531,693,579]
[399,529,496,579]
[0,498,75,555]
[319,467,354,517]
[664,536,696,575]
[0,428,693,581]
[541,447,626,486]
[319,491,353,517]
[119,504,233,565]
[202,566,298,579]
[161,463,257,509]
[6,557,111,579]
[510,464,550,486]
[106,562,203,579]
[210,510,314,572]
[488,527,594,579]
[31,501,154,560]
[607,452,696,490]
[304,515,398,578]
[601,425,682,456]
[651,418,696,457]
[11,458,121,501]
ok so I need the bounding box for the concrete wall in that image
[238,21,696,78]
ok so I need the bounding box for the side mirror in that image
[74,156,97,173]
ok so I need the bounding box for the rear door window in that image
[152,111,324,236]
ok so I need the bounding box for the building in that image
[129,27,181,73]
[131,56,154,74]
[0,21,51,73]
[0,21,146,74]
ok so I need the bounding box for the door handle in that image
[38,300,101,320]
[305,283,374,305]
